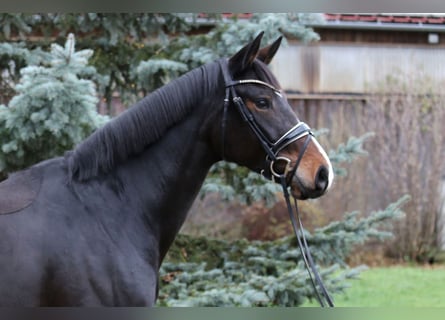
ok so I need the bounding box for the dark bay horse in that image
[0,32,333,306]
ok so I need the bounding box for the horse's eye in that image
[254,98,270,110]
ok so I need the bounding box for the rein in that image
[218,59,334,307]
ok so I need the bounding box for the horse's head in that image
[218,32,333,200]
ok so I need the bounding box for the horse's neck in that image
[118,109,218,264]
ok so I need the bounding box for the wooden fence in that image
[289,95,445,252]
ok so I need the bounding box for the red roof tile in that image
[410,17,427,23]
[325,13,445,25]
[426,17,445,24]
[199,13,445,27]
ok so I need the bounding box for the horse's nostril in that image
[315,166,329,192]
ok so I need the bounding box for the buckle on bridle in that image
[269,157,292,182]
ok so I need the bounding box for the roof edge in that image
[308,21,445,33]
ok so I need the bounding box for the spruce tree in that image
[158,196,409,306]
[0,13,199,110]
[0,34,107,175]
[0,13,323,109]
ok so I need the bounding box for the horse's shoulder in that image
[0,166,43,215]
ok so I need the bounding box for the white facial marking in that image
[311,138,334,190]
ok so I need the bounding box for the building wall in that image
[315,28,444,45]
[270,39,445,250]
[270,41,445,94]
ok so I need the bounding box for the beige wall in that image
[271,41,445,251]
[271,41,445,94]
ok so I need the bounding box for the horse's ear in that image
[229,31,264,76]
[257,36,283,65]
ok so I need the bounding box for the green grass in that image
[305,266,445,307]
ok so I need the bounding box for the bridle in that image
[219,59,313,181]
[218,58,335,307]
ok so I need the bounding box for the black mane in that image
[66,58,278,182]
[66,62,220,181]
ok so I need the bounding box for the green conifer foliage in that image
[0,34,108,174]
[0,13,324,110]
[134,59,188,96]
[177,13,322,68]
[159,196,409,306]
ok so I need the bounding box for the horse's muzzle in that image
[290,164,332,200]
